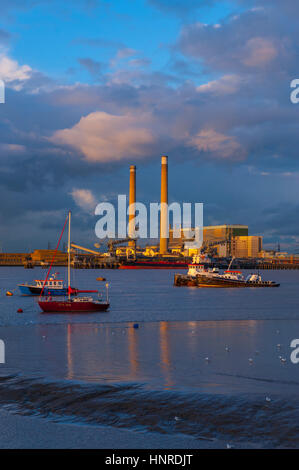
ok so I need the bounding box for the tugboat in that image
[38,211,110,313]
[174,258,280,288]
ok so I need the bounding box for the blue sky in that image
[0,0,299,252]
[5,0,237,84]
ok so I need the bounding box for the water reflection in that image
[159,321,173,389]
[47,319,293,394]
[128,323,139,377]
[67,323,73,380]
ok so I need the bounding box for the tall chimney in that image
[128,165,136,245]
[160,155,168,254]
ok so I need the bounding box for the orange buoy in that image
[96,277,106,281]
[6,291,13,296]
[17,308,23,313]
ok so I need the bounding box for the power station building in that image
[203,224,248,241]
[169,224,262,258]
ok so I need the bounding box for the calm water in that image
[1,267,299,448]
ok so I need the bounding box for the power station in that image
[112,156,263,261]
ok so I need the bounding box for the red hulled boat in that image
[38,294,110,313]
[38,211,110,313]
[119,260,190,269]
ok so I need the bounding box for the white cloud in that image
[0,54,32,90]
[51,111,155,162]
[70,189,96,213]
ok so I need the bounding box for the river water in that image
[0,267,299,448]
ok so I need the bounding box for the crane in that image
[200,239,228,257]
[107,238,137,257]
[70,243,101,256]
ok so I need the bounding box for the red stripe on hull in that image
[119,265,188,269]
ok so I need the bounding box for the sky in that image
[0,0,299,252]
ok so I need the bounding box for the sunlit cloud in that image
[242,37,277,67]
[188,129,246,161]
[197,74,242,95]
[70,188,96,213]
[51,111,156,162]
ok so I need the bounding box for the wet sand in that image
[0,409,204,449]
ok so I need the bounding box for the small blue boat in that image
[18,275,69,296]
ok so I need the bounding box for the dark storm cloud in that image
[77,57,105,78]
[175,2,299,172]
[179,8,296,75]
[261,203,299,238]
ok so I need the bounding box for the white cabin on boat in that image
[187,264,219,277]
[34,278,64,289]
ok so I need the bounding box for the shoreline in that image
[0,408,223,449]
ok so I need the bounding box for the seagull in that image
[205,357,210,362]
[225,346,230,352]
[277,344,282,349]
[265,397,271,402]
[174,416,181,422]
[249,358,253,364]
[280,357,287,364]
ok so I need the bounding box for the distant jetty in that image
[0,250,299,270]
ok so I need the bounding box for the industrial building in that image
[0,252,28,265]
[230,236,263,258]
[203,224,248,241]
[30,249,67,264]
[169,224,263,258]
[0,249,67,266]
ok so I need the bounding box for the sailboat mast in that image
[68,211,71,300]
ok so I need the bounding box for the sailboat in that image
[38,211,110,313]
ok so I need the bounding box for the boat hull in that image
[120,261,189,269]
[18,285,69,296]
[174,274,280,288]
[38,300,110,313]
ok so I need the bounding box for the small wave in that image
[0,373,299,447]
[216,372,299,387]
